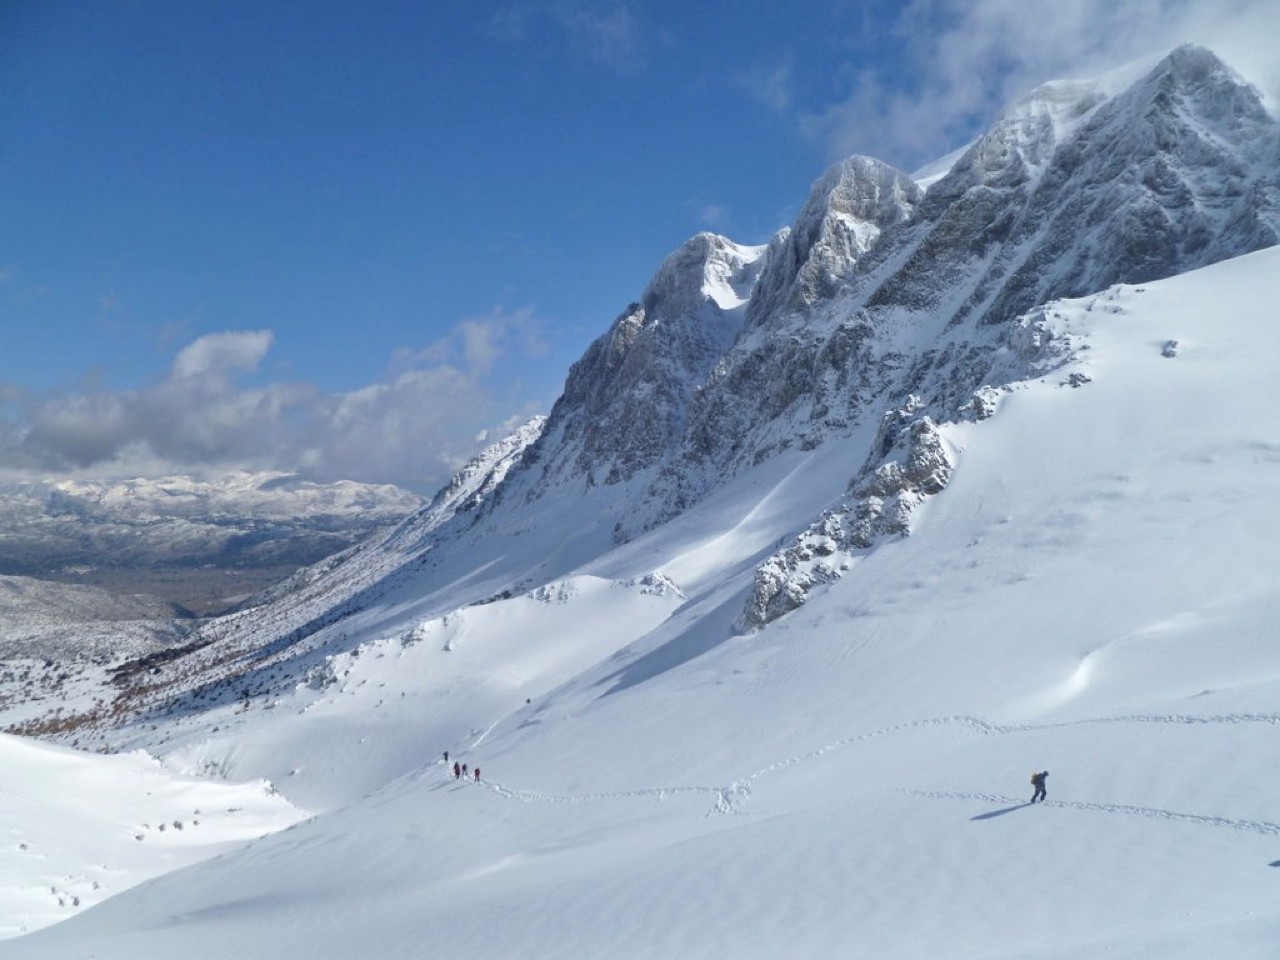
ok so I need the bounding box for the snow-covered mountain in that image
[3,45,1280,959]
[80,43,1275,689]
[0,473,424,616]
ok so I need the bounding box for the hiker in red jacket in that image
[453,761,461,780]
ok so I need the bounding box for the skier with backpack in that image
[1030,770,1049,804]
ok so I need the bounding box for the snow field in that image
[18,711,1277,958]
[0,733,305,939]
[154,574,689,810]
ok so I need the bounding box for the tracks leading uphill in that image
[443,711,1280,822]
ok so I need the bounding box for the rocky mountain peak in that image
[1115,44,1278,184]
[1145,42,1264,107]
[927,78,1110,200]
[525,234,768,490]
[641,232,766,318]
[748,155,922,324]
[864,43,1280,331]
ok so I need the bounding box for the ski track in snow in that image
[904,789,1280,838]
[451,711,1280,819]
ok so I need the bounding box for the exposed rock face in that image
[423,418,547,520]
[741,399,953,629]
[428,47,1276,563]
[529,234,765,488]
[697,45,1280,626]
[275,45,1280,626]
[863,44,1280,331]
[748,156,923,324]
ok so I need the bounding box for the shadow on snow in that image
[596,588,748,698]
[972,803,1035,821]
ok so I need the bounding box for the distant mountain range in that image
[0,473,424,620]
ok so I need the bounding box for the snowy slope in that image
[7,243,1280,960]
[0,733,303,939]
[3,44,1280,959]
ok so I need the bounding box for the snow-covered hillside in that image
[2,45,1279,959]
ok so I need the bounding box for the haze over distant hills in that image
[0,472,423,619]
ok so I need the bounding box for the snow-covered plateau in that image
[2,45,1279,959]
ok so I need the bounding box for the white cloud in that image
[458,320,504,378]
[801,0,1280,169]
[393,307,544,380]
[171,330,274,380]
[0,311,551,494]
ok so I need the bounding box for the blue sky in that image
[2,1,1276,493]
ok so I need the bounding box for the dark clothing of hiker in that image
[474,768,481,782]
[443,750,449,764]
[1031,771,1048,804]
[453,762,461,780]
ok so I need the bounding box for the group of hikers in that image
[444,750,481,783]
